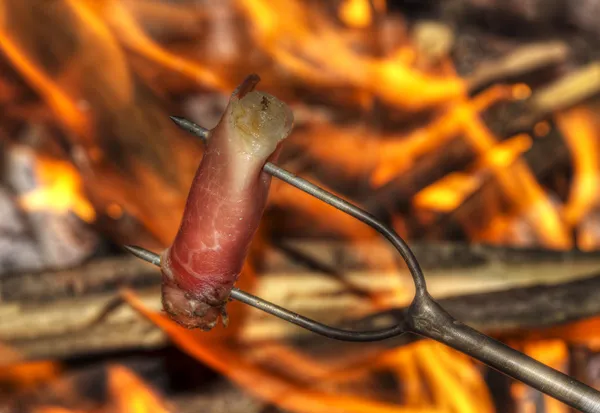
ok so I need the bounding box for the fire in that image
[556,107,600,228]
[123,289,496,413]
[18,153,96,223]
[70,0,228,91]
[1,0,600,412]
[106,366,171,413]
[371,85,513,187]
[455,101,571,249]
[414,172,483,213]
[0,0,596,250]
[0,28,89,137]
[23,365,171,413]
[0,360,63,392]
[338,0,376,29]
[236,0,464,110]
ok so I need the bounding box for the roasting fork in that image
[125,115,600,412]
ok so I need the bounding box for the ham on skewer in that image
[160,75,294,330]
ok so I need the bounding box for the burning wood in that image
[161,75,294,330]
[4,0,600,412]
[1,0,599,251]
[5,241,600,359]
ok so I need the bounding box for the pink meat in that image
[160,75,294,330]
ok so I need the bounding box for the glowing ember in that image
[106,202,124,220]
[512,83,532,100]
[533,121,551,137]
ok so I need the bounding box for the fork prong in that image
[123,245,161,266]
[122,244,407,341]
[169,116,209,143]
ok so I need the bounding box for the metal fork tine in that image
[123,245,407,341]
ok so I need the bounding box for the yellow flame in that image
[414,133,533,214]
[458,101,570,249]
[339,0,374,28]
[372,341,494,412]
[237,0,463,110]
[415,342,493,413]
[107,365,170,413]
[372,85,513,186]
[414,172,481,213]
[19,155,96,222]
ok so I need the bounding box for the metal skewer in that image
[123,116,600,412]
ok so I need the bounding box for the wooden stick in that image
[466,41,570,92]
[3,242,600,359]
[500,62,600,136]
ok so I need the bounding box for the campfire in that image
[2,0,600,411]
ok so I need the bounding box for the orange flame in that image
[236,0,464,110]
[556,106,600,229]
[34,408,86,413]
[106,365,171,413]
[1,1,600,410]
[123,289,497,413]
[0,30,88,137]
[372,85,513,186]
[0,360,63,392]
[123,290,424,413]
[71,0,228,91]
[28,365,171,413]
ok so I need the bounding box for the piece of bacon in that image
[160,75,294,330]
